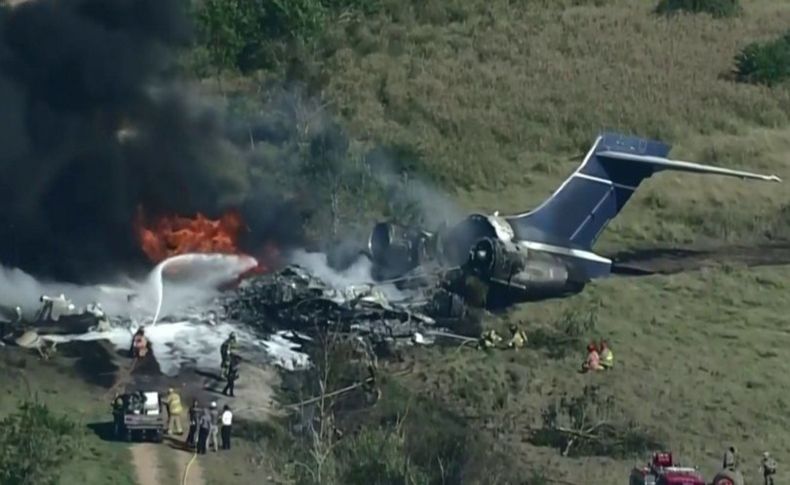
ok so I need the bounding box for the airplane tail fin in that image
[506,132,780,250]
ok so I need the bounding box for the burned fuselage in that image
[367,130,783,311]
[367,214,588,310]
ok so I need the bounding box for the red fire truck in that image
[629,452,706,485]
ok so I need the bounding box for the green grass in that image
[0,350,136,485]
[5,0,790,483]
[185,0,790,482]
[396,263,790,483]
[0,348,278,485]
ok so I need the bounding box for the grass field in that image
[313,0,790,246]
[393,263,790,483]
[293,0,790,483]
[2,0,790,483]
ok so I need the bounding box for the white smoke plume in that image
[0,253,257,323]
[287,249,405,300]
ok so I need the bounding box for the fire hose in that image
[182,448,197,485]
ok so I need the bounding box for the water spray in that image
[147,253,258,325]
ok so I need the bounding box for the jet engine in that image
[464,237,572,293]
[368,222,436,280]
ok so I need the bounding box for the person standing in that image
[208,401,220,452]
[761,451,777,485]
[186,400,200,449]
[220,333,237,378]
[220,405,233,450]
[111,393,125,439]
[196,409,211,454]
[723,446,738,470]
[164,388,184,435]
[222,356,240,397]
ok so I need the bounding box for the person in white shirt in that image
[221,405,233,450]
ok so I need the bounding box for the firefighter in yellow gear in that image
[599,339,614,369]
[506,323,528,350]
[478,329,502,350]
[164,388,184,435]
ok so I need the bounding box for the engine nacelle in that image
[368,222,436,279]
[465,237,571,292]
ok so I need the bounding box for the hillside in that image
[1,0,790,484]
[314,0,790,247]
[225,0,790,483]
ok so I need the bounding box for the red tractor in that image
[629,452,706,485]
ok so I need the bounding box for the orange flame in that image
[135,207,246,263]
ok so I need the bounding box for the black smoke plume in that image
[0,0,296,282]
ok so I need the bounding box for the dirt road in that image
[172,447,206,485]
[610,242,790,276]
[126,360,279,485]
[130,443,162,485]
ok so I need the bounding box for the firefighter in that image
[761,451,777,485]
[723,446,738,471]
[599,339,614,369]
[506,323,528,350]
[581,342,603,372]
[208,401,220,452]
[478,329,502,350]
[222,355,240,397]
[186,400,200,448]
[111,393,126,438]
[220,333,237,377]
[130,327,148,358]
[163,388,184,435]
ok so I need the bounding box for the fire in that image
[135,207,245,263]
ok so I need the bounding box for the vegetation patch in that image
[0,400,81,485]
[655,0,742,18]
[735,31,790,87]
[530,385,664,458]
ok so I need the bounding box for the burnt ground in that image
[608,241,790,276]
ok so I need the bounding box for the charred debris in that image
[223,262,483,350]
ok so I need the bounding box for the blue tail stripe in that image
[507,132,670,250]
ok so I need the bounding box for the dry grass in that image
[299,0,790,247]
[321,0,790,184]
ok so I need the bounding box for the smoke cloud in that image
[0,0,269,282]
[364,147,466,229]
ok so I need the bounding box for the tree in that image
[0,400,80,485]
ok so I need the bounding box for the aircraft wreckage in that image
[1,132,781,357]
[363,132,781,309]
[223,264,476,346]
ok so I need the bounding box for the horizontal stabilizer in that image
[596,151,782,182]
[507,132,782,253]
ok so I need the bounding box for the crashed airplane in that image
[366,132,782,309]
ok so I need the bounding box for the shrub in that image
[654,0,742,18]
[0,400,81,485]
[337,426,430,485]
[193,0,382,73]
[734,31,790,87]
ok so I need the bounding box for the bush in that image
[0,400,81,485]
[734,31,790,87]
[654,0,742,18]
[337,426,430,485]
[193,0,382,73]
